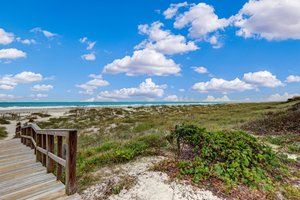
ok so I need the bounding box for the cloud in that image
[234,0,300,40]
[97,78,166,100]
[103,49,180,76]
[81,52,96,61]
[30,93,48,99]
[0,71,44,90]
[32,84,53,91]
[136,21,198,55]
[31,27,57,38]
[193,70,284,93]
[0,48,26,59]
[172,3,229,46]
[87,41,96,50]
[203,95,230,102]
[76,74,109,95]
[243,71,283,87]
[0,28,14,45]
[79,37,88,43]
[192,78,253,93]
[266,92,299,102]
[16,37,36,45]
[192,66,208,74]
[164,95,179,101]
[163,2,188,19]
[286,75,300,83]
[179,88,185,92]
[79,37,96,50]
[0,94,15,101]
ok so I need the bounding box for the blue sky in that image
[0,0,299,102]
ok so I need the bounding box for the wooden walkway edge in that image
[0,139,81,200]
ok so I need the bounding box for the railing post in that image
[15,122,21,138]
[65,130,77,195]
[34,130,37,155]
[57,136,63,181]
[42,135,46,166]
[47,134,55,173]
[36,134,42,162]
[30,128,34,149]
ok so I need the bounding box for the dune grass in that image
[35,100,300,194]
[0,127,7,139]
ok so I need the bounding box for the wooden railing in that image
[15,122,77,195]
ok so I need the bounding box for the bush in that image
[0,118,10,125]
[167,124,291,191]
[0,127,8,139]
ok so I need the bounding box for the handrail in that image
[15,122,77,195]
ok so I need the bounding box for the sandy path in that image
[82,156,221,200]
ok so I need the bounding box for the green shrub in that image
[0,118,10,125]
[0,127,8,139]
[167,124,291,191]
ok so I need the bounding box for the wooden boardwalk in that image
[0,139,80,200]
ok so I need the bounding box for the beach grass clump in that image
[31,112,51,118]
[0,118,10,124]
[0,127,8,139]
[164,124,298,198]
[261,135,300,154]
[77,133,166,177]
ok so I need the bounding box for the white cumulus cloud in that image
[136,21,198,55]
[164,95,179,101]
[0,94,15,101]
[172,3,229,47]
[286,75,300,83]
[234,0,300,40]
[32,84,53,91]
[163,2,188,19]
[0,28,14,45]
[97,78,166,100]
[192,78,253,93]
[77,74,109,95]
[81,52,96,61]
[16,37,36,45]
[0,48,26,59]
[192,66,208,74]
[0,71,44,90]
[103,49,180,76]
[203,95,230,102]
[243,71,283,88]
[266,92,299,102]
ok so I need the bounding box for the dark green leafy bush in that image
[0,118,10,124]
[168,124,290,191]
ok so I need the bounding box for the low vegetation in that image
[0,126,8,139]
[160,124,299,199]
[0,118,10,125]
[34,99,299,198]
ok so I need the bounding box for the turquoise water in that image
[0,102,221,110]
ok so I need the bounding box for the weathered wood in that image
[57,136,63,181]
[47,135,55,173]
[42,134,46,166]
[10,123,78,196]
[48,152,66,167]
[65,131,77,195]
[37,134,42,162]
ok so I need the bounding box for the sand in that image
[82,156,222,200]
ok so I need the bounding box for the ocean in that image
[0,102,221,110]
